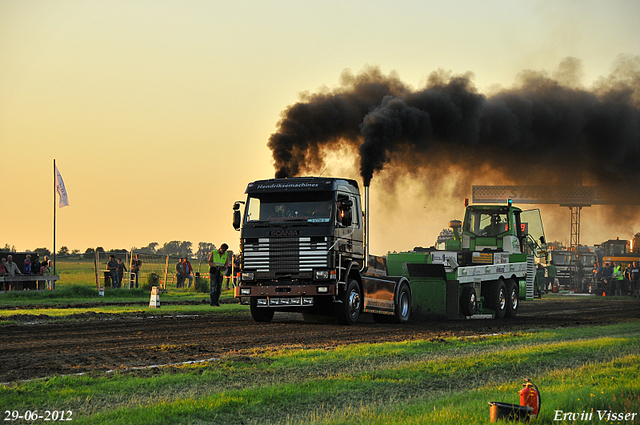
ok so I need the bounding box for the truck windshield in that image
[245,192,334,223]
[578,253,597,268]
[550,252,571,266]
[604,241,628,256]
[465,210,509,237]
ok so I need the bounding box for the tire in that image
[336,279,361,325]
[460,286,477,317]
[393,283,412,323]
[249,298,274,323]
[505,279,519,318]
[485,280,507,319]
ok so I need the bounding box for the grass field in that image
[51,257,212,289]
[2,258,640,423]
[0,284,240,324]
[0,256,229,321]
[1,322,638,424]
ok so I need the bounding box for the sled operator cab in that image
[445,203,546,257]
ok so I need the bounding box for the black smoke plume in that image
[269,57,640,194]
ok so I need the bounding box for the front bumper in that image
[234,284,336,298]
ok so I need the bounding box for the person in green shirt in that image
[613,262,624,296]
[535,263,546,297]
[546,261,557,292]
[208,244,229,306]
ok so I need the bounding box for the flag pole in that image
[53,159,56,276]
[53,158,56,276]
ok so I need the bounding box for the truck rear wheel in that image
[336,279,361,325]
[250,298,274,323]
[393,283,412,323]
[505,279,519,318]
[485,280,507,319]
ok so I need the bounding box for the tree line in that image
[2,241,217,262]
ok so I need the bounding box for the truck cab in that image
[233,177,364,323]
[233,177,412,325]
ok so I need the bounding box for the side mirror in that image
[233,202,242,231]
[540,235,546,245]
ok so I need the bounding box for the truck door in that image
[520,209,545,256]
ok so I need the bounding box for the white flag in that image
[55,165,69,208]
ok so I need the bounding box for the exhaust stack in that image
[362,185,370,274]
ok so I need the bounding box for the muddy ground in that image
[1,295,639,383]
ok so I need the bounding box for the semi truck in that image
[233,177,546,324]
[547,248,597,290]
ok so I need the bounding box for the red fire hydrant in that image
[519,377,541,418]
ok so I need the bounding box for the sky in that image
[2,0,640,256]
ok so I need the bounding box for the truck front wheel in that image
[460,286,477,317]
[336,279,361,325]
[250,298,275,323]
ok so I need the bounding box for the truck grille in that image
[243,237,329,272]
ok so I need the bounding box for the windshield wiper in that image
[248,221,270,227]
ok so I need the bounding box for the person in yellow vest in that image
[613,262,624,296]
[208,243,229,306]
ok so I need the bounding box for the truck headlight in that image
[240,288,251,295]
[314,270,329,280]
[242,272,255,281]
[317,286,329,293]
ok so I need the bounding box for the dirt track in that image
[1,296,639,383]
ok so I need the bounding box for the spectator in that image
[5,255,21,277]
[232,253,240,287]
[42,256,52,289]
[546,261,557,292]
[613,262,624,296]
[40,256,51,275]
[107,255,118,288]
[535,262,545,297]
[630,261,640,297]
[0,258,6,291]
[117,258,127,288]
[31,256,42,290]
[208,243,229,307]
[224,250,233,290]
[130,254,142,289]
[602,263,614,295]
[183,257,194,288]
[23,254,32,274]
[31,256,41,276]
[176,258,185,288]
